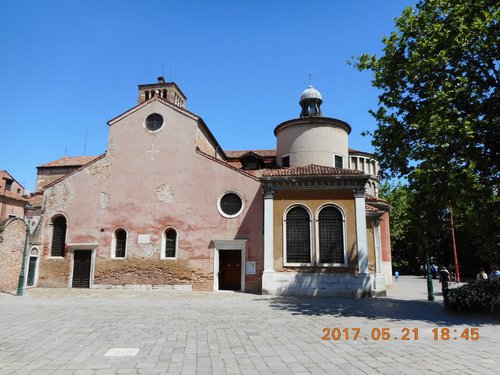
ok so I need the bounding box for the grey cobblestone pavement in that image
[0,276,499,375]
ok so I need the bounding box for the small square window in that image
[334,155,343,168]
[282,156,290,167]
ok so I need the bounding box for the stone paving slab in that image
[0,276,499,374]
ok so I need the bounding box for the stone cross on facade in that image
[146,144,160,161]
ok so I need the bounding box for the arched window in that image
[51,216,67,257]
[318,206,345,265]
[113,229,127,258]
[162,228,177,258]
[285,206,311,265]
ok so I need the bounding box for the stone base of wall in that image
[262,272,374,297]
[382,261,393,287]
[93,284,193,291]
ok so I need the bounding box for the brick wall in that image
[0,219,26,292]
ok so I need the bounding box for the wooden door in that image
[218,250,241,291]
[72,250,92,288]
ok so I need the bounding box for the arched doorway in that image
[27,247,39,287]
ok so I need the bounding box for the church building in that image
[25,77,392,296]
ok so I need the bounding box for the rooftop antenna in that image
[64,147,67,157]
[83,130,88,156]
[308,72,313,86]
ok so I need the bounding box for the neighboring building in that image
[35,156,99,192]
[27,77,391,296]
[0,170,27,220]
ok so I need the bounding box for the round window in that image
[218,192,244,218]
[145,113,164,131]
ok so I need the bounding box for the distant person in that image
[431,264,439,279]
[490,266,500,280]
[476,268,488,280]
[439,266,451,291]
[394,271,399,282]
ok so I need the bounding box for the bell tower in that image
[137,76,187,108]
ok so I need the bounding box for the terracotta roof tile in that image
[365,193,388,203]
[348,148,375,157]
[225,150,277,159]
[28,194,43,207]
[38,156,100,168]
[262,164,365,177]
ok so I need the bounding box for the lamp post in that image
[16,219,30,296]
[449,205,461,283]
[420,211,434,301]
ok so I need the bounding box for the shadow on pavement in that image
[257,296,500,325]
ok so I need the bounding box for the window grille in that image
[318,206,344,264]
[51,216,67,257]
[220,193,242,216]
[286,207,311,263]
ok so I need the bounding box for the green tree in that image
[355,0,500,267]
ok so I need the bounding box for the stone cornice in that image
[261,174,368,191]
[274,117,351,136]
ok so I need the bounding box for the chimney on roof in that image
[137,78,187,108]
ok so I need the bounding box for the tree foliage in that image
[355,0,500,269]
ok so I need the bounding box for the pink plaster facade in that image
[38,98,263,291]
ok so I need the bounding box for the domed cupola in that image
[300,85,323,117]
[274,83,351,168]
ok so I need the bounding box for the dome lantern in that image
[299,85,323,118]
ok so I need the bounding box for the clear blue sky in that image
[0,0,417,192]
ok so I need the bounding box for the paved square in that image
[1,277,498,374]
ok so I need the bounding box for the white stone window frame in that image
[143,112,165,133]
[333,154,344,168]
[281,154,290,167]
[315,203,348,267]
[283,204,314,267]
[111,227,128,259]
[160,226,179,260]
[217,190,245,219]
[48,213,68,259]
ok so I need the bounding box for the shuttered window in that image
[318,206,344,264]
[51,216,67,257]
[285,207,311,264]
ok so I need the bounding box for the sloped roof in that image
[28,193,43,207]
[225,148,373,159]
[225,150,277,159]
[262,164,364,177]
[365,193,389,204]
[0,170,24,189]
[38,156,99,168]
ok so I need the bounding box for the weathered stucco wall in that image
[39,100,264,292]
